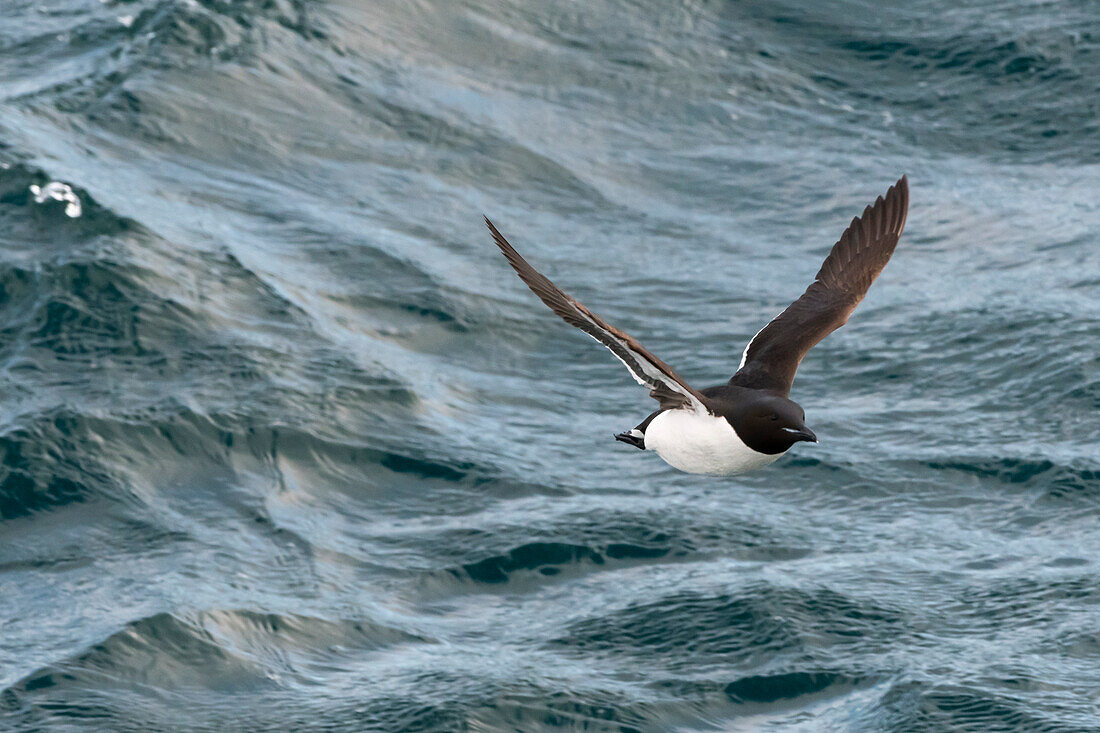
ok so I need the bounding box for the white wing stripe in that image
[738,314,777,370]
[578,314,707,413]
[738,280,824,371]
[588,334,647,386]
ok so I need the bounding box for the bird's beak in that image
[783,426,818,443]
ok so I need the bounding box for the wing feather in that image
[485,218,707,412]
[731,175,909,395]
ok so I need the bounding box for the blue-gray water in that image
[1,1,1098,730]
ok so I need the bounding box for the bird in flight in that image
[484,176,908,475]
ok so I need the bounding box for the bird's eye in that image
[769,414,778,421]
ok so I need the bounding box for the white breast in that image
[643,409,783,476]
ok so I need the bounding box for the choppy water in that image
[1,1,1098,730]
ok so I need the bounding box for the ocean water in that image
[1,0,1098,730]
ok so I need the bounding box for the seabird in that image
[485,175,909,475]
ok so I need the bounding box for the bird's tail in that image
[614,429,646,450]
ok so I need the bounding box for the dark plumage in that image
[731,176,909,395]
[485,176,910,475]
[485,217,705,411]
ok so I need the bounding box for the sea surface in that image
[0,1,1098,730]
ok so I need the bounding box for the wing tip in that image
[891,174,909,234]
[886,174,908,205]
[483,215,517,259]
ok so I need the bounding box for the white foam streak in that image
[29,181,82,218]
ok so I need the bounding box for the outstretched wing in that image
[731,175,909,396]
[485,218,708,412]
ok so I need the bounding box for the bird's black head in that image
[727,393,817,455]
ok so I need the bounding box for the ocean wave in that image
[552,583,909,664]
[866,680,1091,732]
[925,455,1100,499]
[1,0,1098,730]
[3,608,430,720]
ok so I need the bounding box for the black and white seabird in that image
[484,176,909,475]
